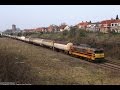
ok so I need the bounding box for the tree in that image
[68,27,76,38]
[17,32,22,36]
[62,30,68,36]
[116,15,119,19]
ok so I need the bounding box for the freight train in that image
[3,34,104,62]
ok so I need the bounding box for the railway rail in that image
[97,62,120,72]
[105,59,120,66]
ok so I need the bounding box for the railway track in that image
[68,55,120,72]
[71,58,120,72]
[105,59,120,66]
[93,58,120,72]
[97,62,120,72]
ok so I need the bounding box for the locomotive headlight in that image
[95,53,104,58]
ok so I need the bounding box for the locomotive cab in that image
[94,49,104,60]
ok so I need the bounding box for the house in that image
[64,25,71,31]
[48,25,53,32]
[110,20,120,33]
[86,22,100,32]
[59,24,67,32]
[35,28,42,32]
[48,25,59,32]
[35,27,48,32]
[99,20,112,33]
[100,19,120,33]
[77,21,89,30]
[53,25,59,32]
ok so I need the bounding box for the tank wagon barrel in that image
[29,38,43,45]
[54,43,73,51]
[29,38,73,51]
[42,39,54,47]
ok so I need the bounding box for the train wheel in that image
[65,51,69,55]
[69,51,72,55]
[85,58,91,62]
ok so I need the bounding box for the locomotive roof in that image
[73,45,102,51]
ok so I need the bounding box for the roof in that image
[100,19,120,25]
[73,45,102,51]
[89,22,100,24]
[59,25,67,29]
[77,21,89,27]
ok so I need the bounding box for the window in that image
[94,50,103,53]
[111,24,114,26]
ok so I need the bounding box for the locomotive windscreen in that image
[94,50,104,53]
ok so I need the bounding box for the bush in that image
[0,51,36,84]
[77,29,87,37]
[62,30,68,36]
[67,28,76,41]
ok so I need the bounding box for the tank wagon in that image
[4,35,104,62]
[29,38,73,52]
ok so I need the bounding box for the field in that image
[0,37,120,85]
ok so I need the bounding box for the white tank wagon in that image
[20,36,26,41]
[7,35,10,37]
[29,38,44,45]
[24,38,30,42]
[8,35,12,38]
[16,36,25,41]
[15,36,20,40]
[12,36,18,39]
[10,35,16,39]
[41,39,54,47]
[17,37,22,40]
[30,38,73,51]
[54,43,73,51]
[3,34,9,37]
[15,36,20,39]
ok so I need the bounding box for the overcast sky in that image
[0,5,120,31]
